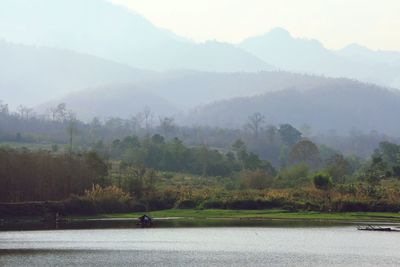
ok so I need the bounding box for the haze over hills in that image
[44,71,367,120]
[42,71,400,137]
[107,70,349,108]
[0,0,271,72]
[2,38,400,136]
[0,40,345,111]
[1,0,400,136]
[239,28,400,89]
[2,0,399,90]
[0,41,153,107]
[44,85,179,121]
[185,82,400,135]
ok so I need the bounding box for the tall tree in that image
[66,112,77,156]
[143,106,153,136]
[159,116,176,139]
[278,124,302,147]
[232,139,248,170]
[325,154,351,183]
[289,139,321,170]
[245,112,265,139]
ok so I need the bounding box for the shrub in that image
[83,185,132,213]
[63,195,96,215]
[176,199,198,209]
[201,199,226,209]
[312,173,332,191]
[277,163,309,188]
[242,169,274,190]
[225,199,280,210]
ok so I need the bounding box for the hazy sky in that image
[111,0,400,51]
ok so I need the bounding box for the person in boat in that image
[138,214,153,227]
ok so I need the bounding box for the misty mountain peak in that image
[265,27,293,40]
[340,43,370,53]
[0,0,271,72]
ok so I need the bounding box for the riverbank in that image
[3,209,400,231]
[71,209,400,223]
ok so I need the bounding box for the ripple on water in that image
[1,227,400,266]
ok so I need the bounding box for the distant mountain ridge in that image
[0,40,347,110]
[1,0,400,136]
[46,71,400,137]
[2,39,400,136]
[41,85,179,121]
[47,71,366,120]
[185,82,400,135]
[0,0,272,72]
[0,41,153,107]
[239,28,400,89]
[1,0,400,89]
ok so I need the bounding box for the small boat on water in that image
[138,214,153,228]
[357,225,400,232]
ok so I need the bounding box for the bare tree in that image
[159,116,176,139]
[89,117,102,141]
[66,111,77,155]
[0,101,9,115]
[245,112,265,138]
[16,105,33,120]
[130,113,144,133]
[50,103,67,122]
[143,106,153,135]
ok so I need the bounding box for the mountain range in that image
[41,70,365,121]
[239,28,400,89]
[1,0,400,135]
[0,41,152,107]
[185,83,400,135]
[0,0,271,73]
[1,0,400,89]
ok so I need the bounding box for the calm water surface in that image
[1,227,400,266]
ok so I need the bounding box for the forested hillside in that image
[41,86,179,121]
[186,83,400,135]
[46,71,354,118]
[44,71,400,133]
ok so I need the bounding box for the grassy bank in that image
[72,209,400,222]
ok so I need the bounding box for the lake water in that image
[1,226,400,266]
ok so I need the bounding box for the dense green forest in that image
[2,100,400,215]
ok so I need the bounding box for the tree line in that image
[0,148,107,202]
[1,136,400,214]
[1,100,398,163]
[2,100,400,214]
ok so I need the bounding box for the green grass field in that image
[73,209,400,222]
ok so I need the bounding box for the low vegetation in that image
[2,130,400,217]
[2,101,400,217]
